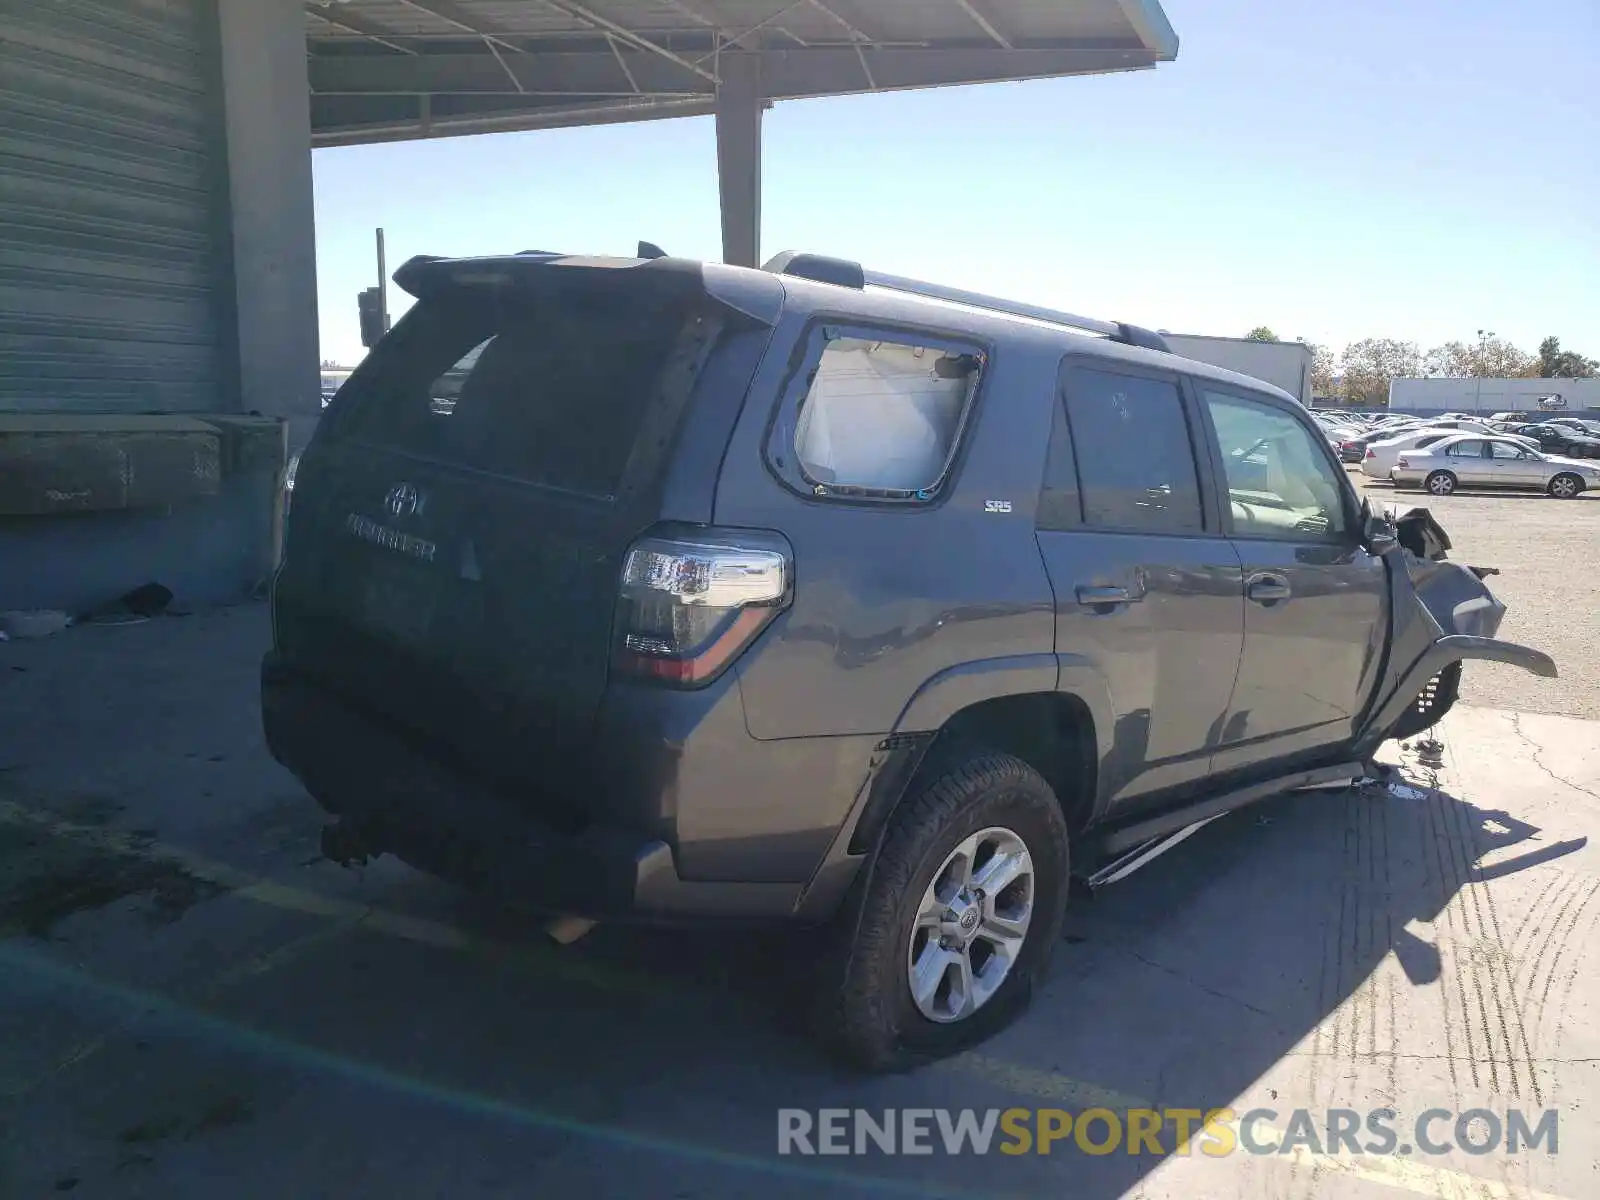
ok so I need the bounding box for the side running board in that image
[1084,816,1224,887]
[1080,760,1367,889]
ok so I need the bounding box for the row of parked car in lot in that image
[1312,408,1600,498]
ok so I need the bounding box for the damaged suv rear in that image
[263,247,1555,1070]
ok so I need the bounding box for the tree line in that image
[1243,328,1598,406]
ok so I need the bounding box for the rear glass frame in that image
[323,278,719,503]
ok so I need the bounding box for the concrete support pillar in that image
[715,53,764,269]
[216,0,321,449]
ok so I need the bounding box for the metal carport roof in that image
[305,0,1179,146]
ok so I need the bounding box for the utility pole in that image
[355,228,392,350]
[1474,328,1494,414]
[376,227,390,334]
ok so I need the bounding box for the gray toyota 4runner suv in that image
[263,247,1557,1071]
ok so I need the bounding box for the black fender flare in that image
[891,653,1059,733]
[891,652,1115,759]
[850,651,1116,847]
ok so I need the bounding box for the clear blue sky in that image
[312,0,1598,366]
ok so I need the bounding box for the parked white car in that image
[1364,428,1537,478]
[1390,434,1600,498]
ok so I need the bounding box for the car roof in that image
[1375,428,1450,440]
[770,271,1306,407]
[1422,432,1528,448]
[401,249,1309,410]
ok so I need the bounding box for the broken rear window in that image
[332,284,694,498]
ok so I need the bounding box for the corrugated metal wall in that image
[0,0,231,413]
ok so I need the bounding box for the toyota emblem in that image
[385,483,423,518]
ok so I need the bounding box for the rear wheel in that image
[1548,472,1583,499]
[1425,470,1457,496]
[817,749,1070,1072]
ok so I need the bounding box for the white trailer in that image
[1388,377,1600,416]
[1162,334,1314,404]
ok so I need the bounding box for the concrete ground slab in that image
[0,606,1595,1198]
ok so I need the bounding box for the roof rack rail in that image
[761,251,1170,353]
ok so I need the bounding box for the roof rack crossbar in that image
[861,269,1124,341]
[763,252,1171,352]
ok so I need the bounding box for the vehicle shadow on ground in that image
[7,770,1582,1198]
[0,610,1587,1195]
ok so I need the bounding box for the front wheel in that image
[818,750,1070,1072]
[1548,472,1584,499]
[1425,470,1458,496]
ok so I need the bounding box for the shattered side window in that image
[793,336,978,496]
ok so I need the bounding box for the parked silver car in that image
[1364,428,1538,479]
[1391,434,1600,498]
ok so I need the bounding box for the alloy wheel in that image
[906,826,1035,1023]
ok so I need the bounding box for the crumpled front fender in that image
[1353,508,1557,750]
[1427,633,1558,677]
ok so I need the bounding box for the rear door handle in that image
[1246,573,1292,605]
[1075,584,1139,609]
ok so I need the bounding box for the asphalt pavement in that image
[0,600,1594,1199]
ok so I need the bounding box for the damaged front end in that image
[1353,505,1557,752]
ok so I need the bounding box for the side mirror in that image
[1361,500,1398,553]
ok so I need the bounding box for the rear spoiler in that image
[391,250,783,327]
[393,252,700,300]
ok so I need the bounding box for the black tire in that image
[816,749,1070,1072]
[1548,472,1584,499]
[1424,470,1457,497]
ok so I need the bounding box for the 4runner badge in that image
[385,482,425,518]
[984,500,1012,514]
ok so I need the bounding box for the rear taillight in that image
[613,529,791,687]
[1396,456,1410,468]
[1365,447,1376,459]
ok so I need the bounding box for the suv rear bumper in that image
[261,656,806,921]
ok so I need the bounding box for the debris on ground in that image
[75,582,174,627]
[0,610,72,639]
